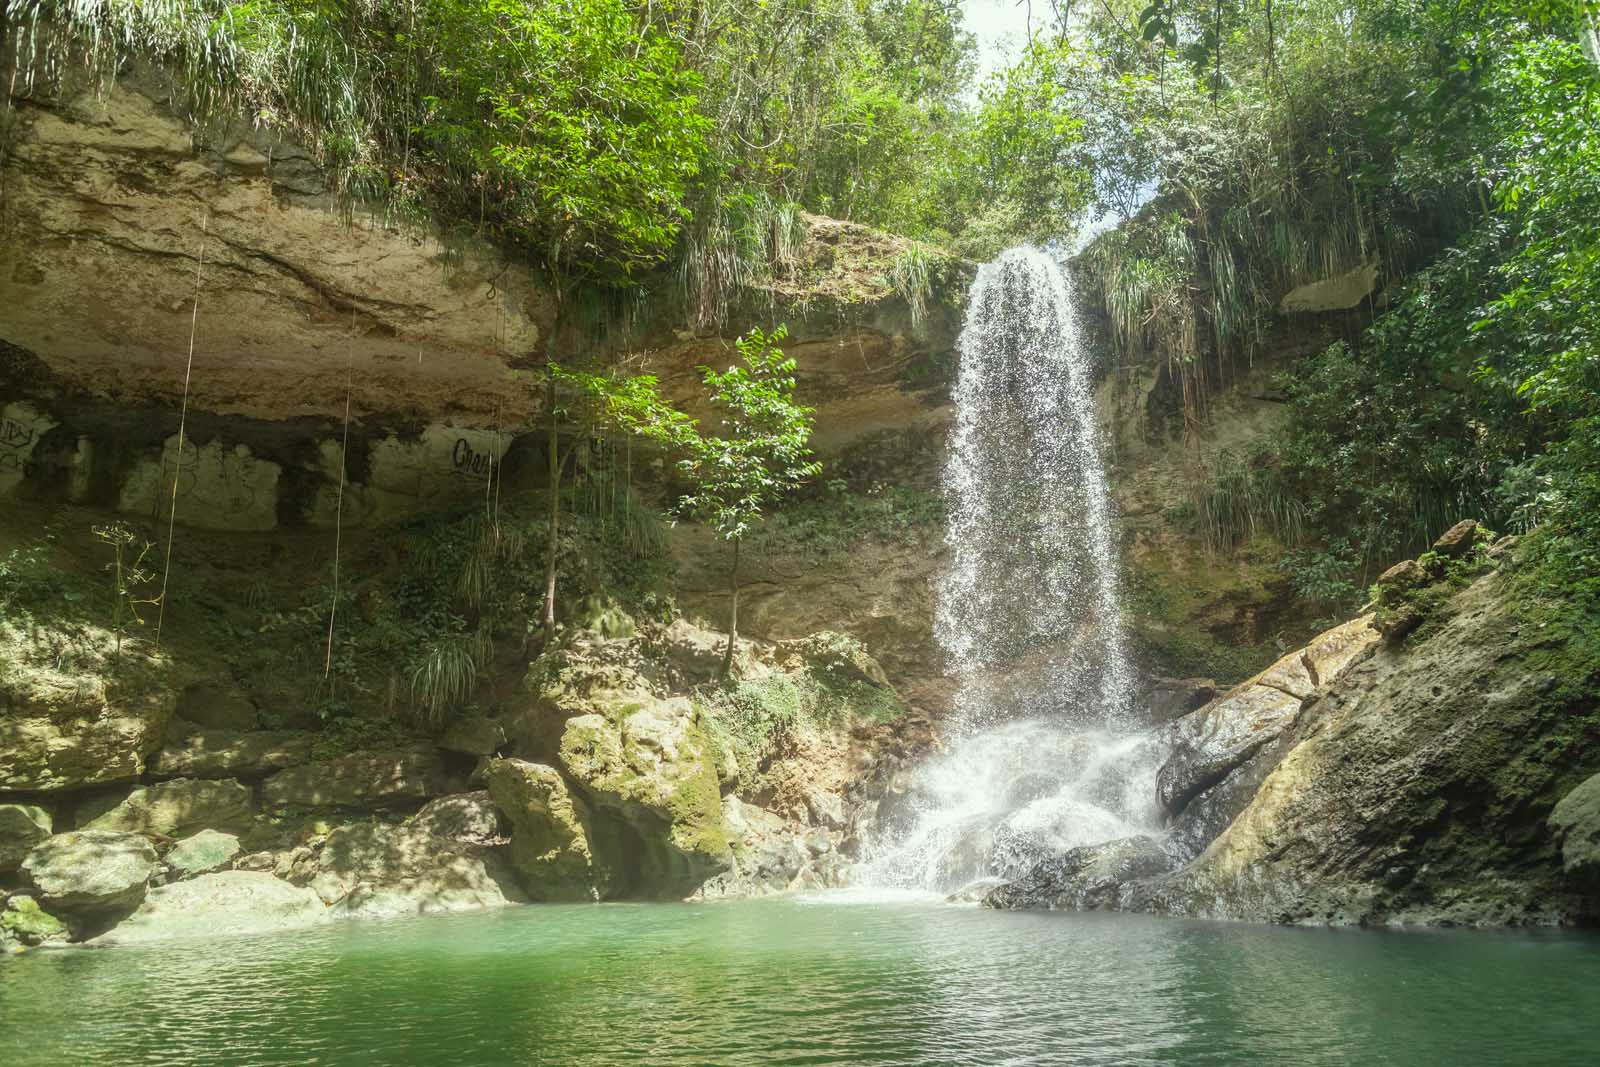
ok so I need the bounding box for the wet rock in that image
[85,777,253,836]
[485,759,613,901]
[1157,685,1300,819]
[175,684,258,732]
[261,745,459,809]
[0,803,52,873]
[985,836,1174,911]
[165,829,243,879]
[21,830,157,915]
[0,894,70,947]
[438,715,506,757]
[1549,773,1600,882]
[93,871,329,944]
[804,789,848,830]
[152,730,314,779]
[410,791,505,842]
[308,820,519,918]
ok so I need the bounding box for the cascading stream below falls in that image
[858,247,1163,894]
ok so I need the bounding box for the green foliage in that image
[1188,449,1304,557]
[410,627,492,729]
[672,325,822,543]
[19,0,708,279]
[91,521,160,654]
[749,481,943,560]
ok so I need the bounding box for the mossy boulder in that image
[151,730,315,779]
[484,759,614,901]
[84,777,253,836]
[557,694,731,897]
[165,829,243,879]
[21,830,157,916]
[1549,773,1600,883]
[0,803,52,873]
[0,668,179,792]
[0,894,69,946]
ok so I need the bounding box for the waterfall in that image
[858,247,1161,894]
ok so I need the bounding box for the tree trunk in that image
[542,375,560,638]
[720,536,740,678]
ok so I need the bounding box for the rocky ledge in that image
[1,617,921,952]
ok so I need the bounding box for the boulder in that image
[1549,773,1600,882]
[0,803,52,873]
[695,795,830,899]
[152,730,315,779]
[410,791,505,842]
[485,759,613,901]
[1157,684,1300,819]
[0,894,70,946]
[985,836,1174,911]
[557,696,731,896]
[165,829,243,879]
[21,830,157,915]
[174,684,258,731]
[84,777,253,836]
[777,632,892,689]
[1430,519,1482,560]
[309,820,520,917]
[92,871,329,944]
[1277,258,1379,313]
[261,745,459,808]
[803,789,848,831]
[438,715,506,757]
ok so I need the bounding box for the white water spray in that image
[859,247,1162,893]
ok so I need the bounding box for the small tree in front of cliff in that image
[674,325,820,677]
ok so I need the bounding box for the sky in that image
[962,0,1039,79]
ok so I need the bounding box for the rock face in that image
[1549,774,1600,883]
[993,561,1600,926]
[174,684,259,731]
[0,804,53,873]
[557,698,731,897]
[84,777,253,836]
[307,820,519,919]
[485,759,613,901]
[93,871,329,944]
[695,795,844,899]
[21,831,157,916]
[0,674,179,792]
[1155,614,1379,860]
[165,830,243,879]
[152,730,315,779]
[261,745,459,808]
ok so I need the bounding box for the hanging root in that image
[155,207,208,647]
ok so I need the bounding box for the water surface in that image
[4,896,1598,1066]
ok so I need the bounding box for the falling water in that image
[859,247,1162,894]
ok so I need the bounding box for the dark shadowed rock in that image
[262,745,460,809]
[307,820,520,918]
[174,684,259,732]
[152,730,314,779]
[438,715,506,757]
[1430,519,1481,560]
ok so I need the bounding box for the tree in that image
[674,325,821,676]
[537,362,693,640]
